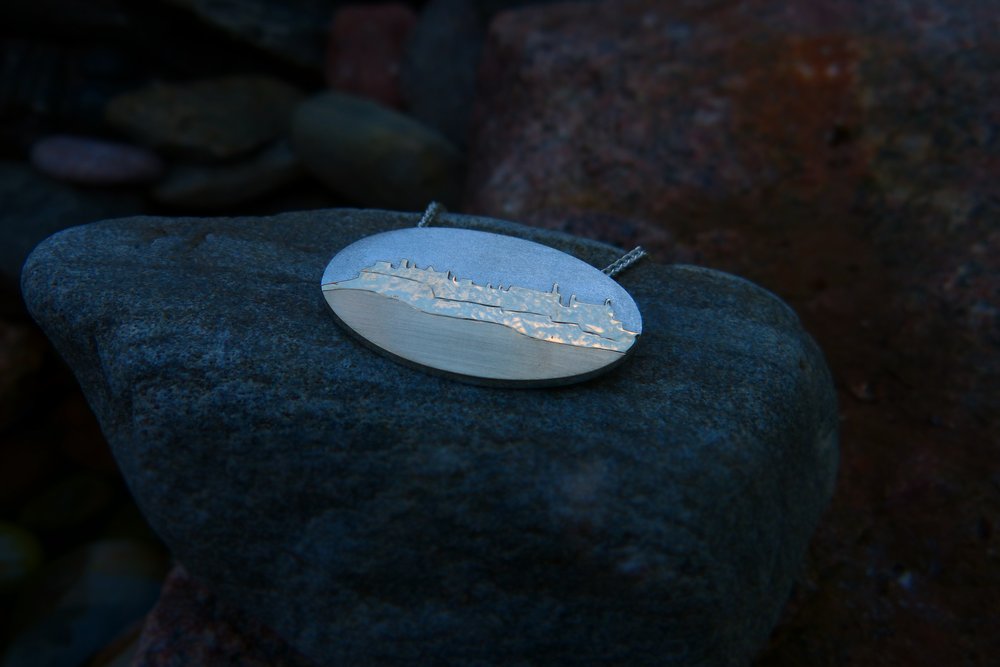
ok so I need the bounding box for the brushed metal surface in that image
[325,289,626,383]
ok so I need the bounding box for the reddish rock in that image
[30,135,163,186]
[132,565,315,667]
[325,3,417,108]
[466,2,1000,665]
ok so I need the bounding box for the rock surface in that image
[132,566,315,667]
[291,93,464,208]
[465,2,1000,664]
[22,209,837,666]
[106,77,302,160]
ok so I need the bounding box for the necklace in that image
[321,203,646,387]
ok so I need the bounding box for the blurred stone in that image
[161,0,338,70]
[326,3,416,108]
[132,565,315,667]
[154,142,302,210]
[87,619,143,667]
[0,161,143,284]
[54,393,118,473]
[0,522,42,592]
[106,77,302,160]
[18,472,116,541]
[291,92,463,208]
[0,319,47,430]
[30,135,163,186]
[399,0,483,147]
[0,436,54,510]
[0,540,166,667]
[22,209,837,666]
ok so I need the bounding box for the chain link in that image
[602,246,647,277]
[416,201,445,228]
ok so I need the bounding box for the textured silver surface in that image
[325,261,637,352]
[321,228,643,333]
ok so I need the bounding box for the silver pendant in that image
[321,225,643,387]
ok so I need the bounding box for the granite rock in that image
[0,161,143,284]
[464,2,1000,664]
[291,92,464,208]
[22,209,837,665]
[106,77,302,161]
[132,565,315,667]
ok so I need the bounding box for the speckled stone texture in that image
[466,2,999,664]
[22,209,836,666]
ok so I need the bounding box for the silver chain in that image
[416,201,647,277]
[601,246,647,277]
[416,201,445,228]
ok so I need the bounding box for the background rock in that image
[30,135,163,186]
[106,76,302,160]
[291,93,464,208]
[22,209,837,665]
[153,142,302,210]
[1,540,166,667]
[399,0,484,147]
[0,161,143,284]
[160,0,339,70]
[326,3,416,108]
[464,3,1000,664]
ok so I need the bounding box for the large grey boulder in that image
[21,209,837,666]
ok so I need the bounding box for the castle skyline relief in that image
[322,260,638,353]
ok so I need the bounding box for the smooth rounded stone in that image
[153,142,303,210]
[0,161,144,284]
[132,565,315,667]
[326,3,416,108]
[0,522,42,591]
[30,135,164,186]
[291,92,464,208]
[21,209,837,666]
[106,76,303,160]
[1,540,167,667]
[160,0,336,70]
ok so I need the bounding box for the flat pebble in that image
[106,76,302,160]
[291,91,464,209]
[30,135,163,186]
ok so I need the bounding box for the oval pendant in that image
[321,228,642,387]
